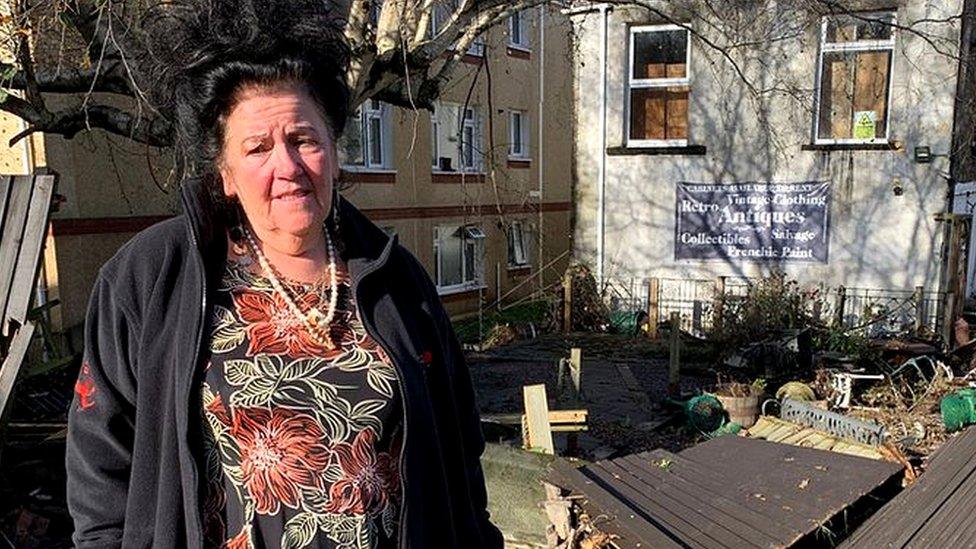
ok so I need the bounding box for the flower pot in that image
[715,394,760,428]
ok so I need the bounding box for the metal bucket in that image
[716,394,761,428]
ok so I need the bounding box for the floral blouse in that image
[200,257,403,549]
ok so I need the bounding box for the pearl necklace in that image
[240,225,338,350]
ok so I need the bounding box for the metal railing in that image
[603,276,947,339]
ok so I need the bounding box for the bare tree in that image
[0,0,967,149]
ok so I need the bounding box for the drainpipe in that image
[563,3,611,289]
[537,4,545,297]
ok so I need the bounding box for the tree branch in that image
[0,100,173,147]
[0,61,134,95]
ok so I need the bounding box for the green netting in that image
[941,389,976,432]
[681,394,726,433]
[609,310,647,337]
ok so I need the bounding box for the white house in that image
[568,1,968,308]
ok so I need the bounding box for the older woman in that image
[64,5,502,549]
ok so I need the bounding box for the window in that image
[815,12,895,143]
[509,10,530,49]
[434,224,485,291]
[508,221,531,267]
[430,0,485,57]
[432,102,483,172]
[338,99,393,169]
[627,25,690,147]
[509,110,530,158]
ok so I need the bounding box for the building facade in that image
[569,1,966,299]
[0,5,574,335]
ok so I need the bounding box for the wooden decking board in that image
[0,176,33,330]
[549,436,903,549]
[642,450,801,525]
[617,454,785,547]
[595,460,765,547]
[886,431,976,548]
[0,176,12,239]
[7,175,55,330]
[683,436,900,506]
[547,459,685,548]
[0,321,36,417]
[585,461,722,549]
[916,480,976,547]
[841,428,976,548]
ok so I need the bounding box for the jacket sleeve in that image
[414,260,505,548]
[65,273,139,548]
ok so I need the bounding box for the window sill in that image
[507,158,531,169]
[440,50,484,65]
[437,284,487,301]
[607,145,706,156]
[507,264,532,274]
[507,46,531,60]
[339,168,397,184]
[801,142,901,152]
[431,171,486,184]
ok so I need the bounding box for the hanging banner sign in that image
[674,182,831,263]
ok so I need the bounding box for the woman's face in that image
[219,83,338,247]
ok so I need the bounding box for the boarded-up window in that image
[816,12,895,142]
[628,26,690,144]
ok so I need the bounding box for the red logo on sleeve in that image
[75,363,97,410]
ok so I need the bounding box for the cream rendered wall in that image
[344,5,575,312]
[572,2,960,291]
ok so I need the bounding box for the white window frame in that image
[509,110,530,159]
[509,10,530,50]
[627,24,692,148]
[508,221,530,268]
[813,11,896,145]
[430,1,484,57]
[431,102,484,173]
[460,107,483,171]
[341,99,394,171]
[430,113,440,169]
[434,224,486,294]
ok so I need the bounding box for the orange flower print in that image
[232,289,333,358]
[325,429,399,516]
[231,408,331,514]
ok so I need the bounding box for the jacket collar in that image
[178,177,397,281]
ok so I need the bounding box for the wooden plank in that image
[7,174,55,332]
[547,459,683,548]
[914,285,926,335]
[0,321,36,418]
[884,431,976,548]
[523,384,554,454]
[842,431,976,547]
[683,436,900,504]
[586,462,718,548]
[643,449,807,532]
[668,312,681,396]
[0,175,13,238]
[620,454,796,543]
[647,277,660,339]
[607,456,783,547]
[484,409,587,426]
[0,176,34,330]
[562,273,572,332]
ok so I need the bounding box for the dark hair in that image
[146,0,350,206]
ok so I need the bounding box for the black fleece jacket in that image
[65,178,504,548]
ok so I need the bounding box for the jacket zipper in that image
[352,260,410,549]
[182,193,208,549]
